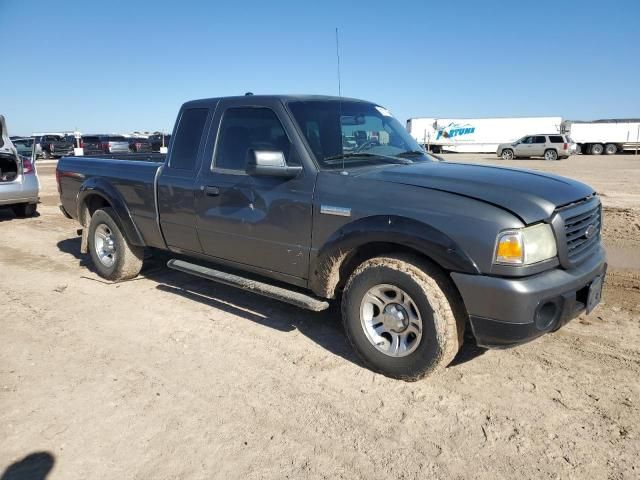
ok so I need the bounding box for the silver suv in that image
[497,134,572,161]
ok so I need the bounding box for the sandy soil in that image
[1,156,639,479]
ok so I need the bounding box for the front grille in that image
[563,201,601,264]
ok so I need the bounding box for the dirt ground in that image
[1,154,639,479]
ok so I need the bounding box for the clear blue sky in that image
[2,0,639,135]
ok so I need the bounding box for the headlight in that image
[494,223,557,265]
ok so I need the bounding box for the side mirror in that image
[246,150,302,178]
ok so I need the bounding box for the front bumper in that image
[451,247,607,348]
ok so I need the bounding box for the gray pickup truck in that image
[57,95,606,380]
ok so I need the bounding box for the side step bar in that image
[167,259,330,312]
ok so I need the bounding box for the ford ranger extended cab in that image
[57,95,606,380]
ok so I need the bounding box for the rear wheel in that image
[544,149,558,161]
[88,207,143,281]
[501,149,514,160]
[12,203,37,217]
[590,143,604,155]
[604,143,617,155]
[341,254,463,380]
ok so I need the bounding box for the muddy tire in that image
[341,254,464,381]
[88,207,143,281]
[12,203,37,218]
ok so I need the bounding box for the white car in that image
[0,115,39,217]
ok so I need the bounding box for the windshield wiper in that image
[323,152,413,165]
[395,150,426,157]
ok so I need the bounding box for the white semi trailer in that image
[406,116,563,153]
[561,120,640,155]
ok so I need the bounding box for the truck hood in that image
[357,161,595,224]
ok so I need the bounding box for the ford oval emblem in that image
[584,224,597,239]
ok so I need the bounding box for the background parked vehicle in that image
[128,137,153,153]
[497,134,572,160]
[149,133,171,151]
[0,116,39,217]
[11,137,35,158]
[406,116,563,153]
[80,135,131,154]
[104,135,130,153]
[562,119,640,155]
[80,135,104,155]
[35,134,74,159]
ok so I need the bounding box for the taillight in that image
[80,139,84,148]
[564,143,568,150]
[101,142,109,151]
[56,169,62,194]
[23,157,35,175]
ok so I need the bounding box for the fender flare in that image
[308,215,480,298]
[77,178,145,247]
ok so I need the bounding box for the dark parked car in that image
[35,134,74,159]
[149,133,171,151]
[80,135,104,155]
[128,137,153,153]
[57,95,606,380]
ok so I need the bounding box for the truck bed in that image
[57,155,163,247]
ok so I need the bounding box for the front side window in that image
[288,100,431,170]
[170,108,209,170]
[214,107,292,172]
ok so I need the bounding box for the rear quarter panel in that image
[57,156,164,247]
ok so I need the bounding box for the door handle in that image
[204,185,221,197]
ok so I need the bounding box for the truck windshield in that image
[288,100,432,169]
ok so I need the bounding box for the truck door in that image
[195,99,315,281]
[157,106,211,253]
[514,136,534,156]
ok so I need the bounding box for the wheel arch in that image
[308,215,480,299]
[77,178,145,246]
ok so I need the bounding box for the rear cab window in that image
[169,108,209,170]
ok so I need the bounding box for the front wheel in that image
[544,149,558,161]
[88,207,143,281]
[341,255,463,380]
[501,149,514,160]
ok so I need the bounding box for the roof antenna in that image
[335,27,342,98]
[335,27,346,173]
